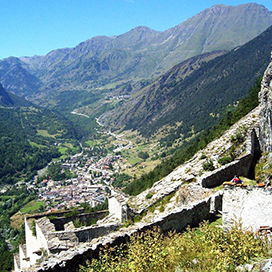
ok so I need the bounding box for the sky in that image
[1,0,272,59]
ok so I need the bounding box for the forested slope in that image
[0,85,79,185]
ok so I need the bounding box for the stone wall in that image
[25,218,42,266]
[155,193,222,232]
[201,128,261,188]
[201,154,253,188]
[50,211,107,231]
[51,223,120,243]
[30,192,222,272]
[108,196,123,221]
[36,218,50,254]
[108,189,129,222]
[223,187,272,232]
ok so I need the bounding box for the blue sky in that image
[1,0,272,59]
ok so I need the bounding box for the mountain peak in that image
[129,26,157,33]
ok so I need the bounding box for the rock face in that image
[259,50,272,152]
[223,187,272,231]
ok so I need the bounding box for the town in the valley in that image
[36,151,126,211]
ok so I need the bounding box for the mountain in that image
[0,57,42,97]
[0,82,33,107]
[0,3,271,102]
[0,83,13,106]
[99,24,272,138]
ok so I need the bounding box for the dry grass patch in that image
[10,212,25,230]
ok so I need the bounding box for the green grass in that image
[209,215,222,227]
[20,200,45,214]
[58,146,68,154]
[128,157,142,165]
[64,143,74,148]
[37,129,55,138]
[28,140,45,148]
[135,144,148,151]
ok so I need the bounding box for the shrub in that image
[138,151,149,160]
[202,159,215,171]
[146,192,153,199]
[79,221,270,272]
[218,156,233,165]
[31,220,36,236]
[159,203,165,213]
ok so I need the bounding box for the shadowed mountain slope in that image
[99,25,272,137]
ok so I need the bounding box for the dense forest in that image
[0,106,79,185]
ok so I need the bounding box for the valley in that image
[1,2,272,271]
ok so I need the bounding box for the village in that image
[36,146,130,212]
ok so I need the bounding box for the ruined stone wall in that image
[223,187,272,232]
[108,196,122,221]
[32,192,222,272]
[51,223,119,243]
[50,211,107,231]
[36,221,50,254]
[24,218,40,266]
[202,127,262,188]
[201,154,253,188]
[19,245,29,270]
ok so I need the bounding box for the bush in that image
[79,221,270,272]
[146,192,153,199]
[138,151,149,160]
[202,159,215,171]
[218,156,233,165]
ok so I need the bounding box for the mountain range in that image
[0,3,271,103]
[100,24,272,137]
[0,3,271,144]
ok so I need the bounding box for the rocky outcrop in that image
[223,187,272,232]
[259,50,272,152]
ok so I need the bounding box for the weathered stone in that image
[223,187,272,232]
[260,258,272,272]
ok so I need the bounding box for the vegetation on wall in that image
[80,221,269,272]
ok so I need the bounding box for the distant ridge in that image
[0,83,32,107]
[99,24,272,137]
[0,3,271,101]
